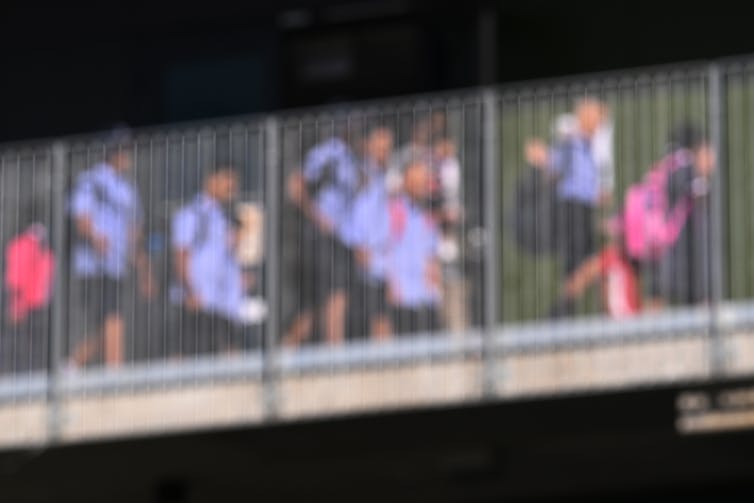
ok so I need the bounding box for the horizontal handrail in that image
[1,301,752,405]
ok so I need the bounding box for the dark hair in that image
[209,162,237,175]
[104,124,134,159]
[669,123,706,150]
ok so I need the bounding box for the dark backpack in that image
[507,166,559,256]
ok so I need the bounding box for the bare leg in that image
[442,277,469,335]
[370,314,392,342]
[643,298,666,312]
[104,313,124,367]
[323,290,347,345]
[283,311,314,348]
[71,336,101,367]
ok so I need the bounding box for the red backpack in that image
[623,149,694,261]
[5,226,55,323]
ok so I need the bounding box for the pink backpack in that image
[623,149,695,261]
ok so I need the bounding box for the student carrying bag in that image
[622,149,694,261]
[508,165,559,256]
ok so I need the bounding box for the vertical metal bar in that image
[482,88,500,397]
[707,63,727,376]
[263,117,281,419]
[47,141,69,443]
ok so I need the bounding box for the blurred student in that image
[69,128,155,369]
[430,136,469,333]
[655,125,717,307]
[171,164,244,356]
[387,160,442,334]
[592,109,616,208]
[2,214,55,374]
[554,108,615,208]
[387,112,436,194]
[526,98,610,314]
[344,128,395,340]
[284,126,391,347]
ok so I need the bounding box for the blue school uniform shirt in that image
[386,197,441,308]
[70,163,142,279]
[549,136,599,206]
[172,193,243,322]
[303,138,364,241]
[343,174,391,282]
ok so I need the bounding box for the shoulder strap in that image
[389,198,408,241]
[80,171,120,212]
[190,200,211,251]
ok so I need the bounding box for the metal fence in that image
[1,57,754,447]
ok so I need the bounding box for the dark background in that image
[3,1,754,501]
[2,1,753,142]
[4,377,754,502]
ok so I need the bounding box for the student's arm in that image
[564,253,603,298]
[286,170,335,234]
[172,210,201,310]
[525,138,565,184]
[525,139,550,170]
[425,258,442,292]
[173,248,200,310]
[71,179,109,255]
[130,223,156,299]
[286,171,312,214]
[425,226,443,293]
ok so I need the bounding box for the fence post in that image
[707,63,727,377]
[482,88,501,398]
[47,141,69,443]
[262,117,282,420]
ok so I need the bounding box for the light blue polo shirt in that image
[70,163,142,279]
[303,138,364,241]
[549,136,600,206]
[386,197,441,308]
[172,193,243,321]
[343,174,391,282]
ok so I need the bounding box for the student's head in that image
[669,123,715,177]
[205,164,239,204]
[430,110,448,138]
[104,126,134,172]
[365,127,394,166]
[669,123,703,151]
[432,136,456,160]
[411,114,432,145]
[575,98,606,138]
[403,160,432,203]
